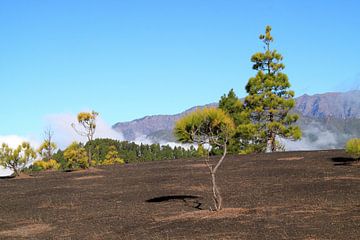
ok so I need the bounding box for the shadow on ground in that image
[146,195,204,210]
[331,157,357,166]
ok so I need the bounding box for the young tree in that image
[0,142,36,176]
[63,142,89,170]
[174,107,235,211]
[71,111,98,166]
[244,26,301,152]
[37,128,57,161]
[103,146,125,165]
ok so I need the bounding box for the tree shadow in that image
[331,157,357,166]
[0,175,15,180]
[146,195,204,210]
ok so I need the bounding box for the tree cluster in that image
[52,138,199,168]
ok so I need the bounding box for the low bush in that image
[63,142,89,170]
[32,159,60,171]
[345,138,360,160]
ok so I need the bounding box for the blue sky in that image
[0,0,359,138]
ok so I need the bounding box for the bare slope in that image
[0,150,359,239]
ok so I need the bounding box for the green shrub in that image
[101,146,125,165]
[345,138,360,160]
[63,142,89,170]
[33,159,60,171]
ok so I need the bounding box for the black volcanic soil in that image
[0,150,359,239]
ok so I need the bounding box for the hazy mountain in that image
[295,90,360,119]
[113,90,360,149]
[112,103,216,142]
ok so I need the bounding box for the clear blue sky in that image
[0,0,359,137]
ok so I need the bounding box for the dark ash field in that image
[0,150,359,239]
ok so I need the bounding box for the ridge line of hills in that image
[112,90,360,150]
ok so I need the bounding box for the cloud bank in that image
[45,113,124,149]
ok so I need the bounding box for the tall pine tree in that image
[244,26,301,152]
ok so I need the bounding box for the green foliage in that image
[219,89,265,153]
[174,107,235,211]
[37,140,57,162]
[63,142,89,170]
[32,159,60,171]
[174,107,235,150]
[102,146,125,165]
[345,138,360,159]
[196,144,207,157]
[243,25,301,152]
[0,142,36,176]
[76,111,99,133]
[72,110,98,166]
[85,138,197,164]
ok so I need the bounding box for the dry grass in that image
[277,157,304,161]
[0,224,53,238]
[73,175,104,180]
[324,176,360,181]
[185,163,208,168]
[155,208,250,221]
[188,185,208,192]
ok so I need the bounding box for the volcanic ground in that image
[0,150,359,239]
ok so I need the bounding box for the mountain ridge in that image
[112,90,360,149]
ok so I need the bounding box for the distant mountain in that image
[295,90,360,119]
[112,103,216,142]
[112,90,360,150]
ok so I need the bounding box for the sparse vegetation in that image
[0,142,36,176]
[72,111,98,166]
[345,138,360,160]
[174,107,235,211]
[37,128,57,162]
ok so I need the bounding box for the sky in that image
[0,0,360,145]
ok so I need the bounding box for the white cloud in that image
[281,125,340,151]
[45,113,124,149]
[131,134,193,150]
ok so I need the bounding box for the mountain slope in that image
[295,90,360,118]
[112,90,360,149]
[112,103,217,142]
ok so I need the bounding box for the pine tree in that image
[174,107,235,211]
[244,26,301,152]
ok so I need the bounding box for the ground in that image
[0,150,359,239]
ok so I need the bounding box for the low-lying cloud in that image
[45,113,124,149]
[282,124,345,151]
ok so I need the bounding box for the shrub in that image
[63,142,89,170]
[102,146,125,165]
[102,158,125,165]
[345,138,360,160]
[33,159,60,171]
